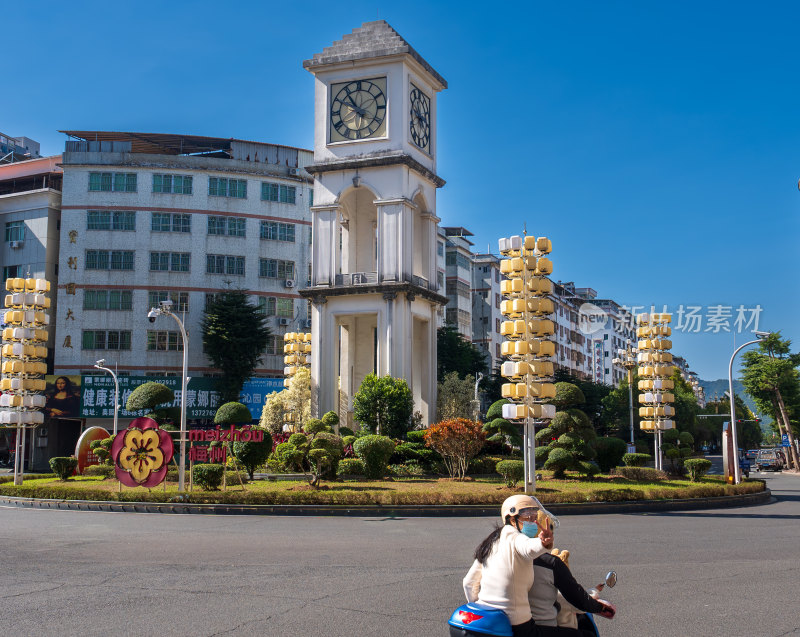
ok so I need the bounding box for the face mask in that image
[521,521,540,538]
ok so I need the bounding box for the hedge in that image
[684,458,713,482]
[191,464,225,490]
[49,457,78,480]
[622,453,651,467]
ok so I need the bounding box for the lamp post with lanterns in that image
[612,340,638,446]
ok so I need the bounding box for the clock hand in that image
[346,96,366,116]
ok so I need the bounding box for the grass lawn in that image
[0,472,765,506]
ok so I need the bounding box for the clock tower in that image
[301,21,448,427]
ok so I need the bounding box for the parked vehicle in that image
[448,571,617,637]
[756,449,782,472]
[739,456,751,478]
[745,449,759,460]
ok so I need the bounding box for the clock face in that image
[329,77,387,142]
[409,84,431,151]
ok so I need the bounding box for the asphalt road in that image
[2,471,799,637]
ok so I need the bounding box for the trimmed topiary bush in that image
[594,437,628,473]
[622,453,651,467]
[496,459,524,487]
[337,458,366,477]
[468,455,505,475]
[49,457,78,481]
[126,382,174,411]
[192,464,225,490]
[577,460,600,479]
[388,462,424,477]
[353,435,396,479]
[684,458,712,482]
[614,466,667,481]
[84,464,115,479]
[406,430,427,444]
[232,429,273,479]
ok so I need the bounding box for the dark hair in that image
[55,376,75,393]
[474,516,512,565]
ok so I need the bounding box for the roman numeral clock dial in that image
[409,84,430,152]
[329,78,387,142]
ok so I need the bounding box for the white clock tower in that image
[301,21,448,427]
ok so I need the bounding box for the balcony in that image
[332,272,435,291]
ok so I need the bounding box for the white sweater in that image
[462,525,549,626]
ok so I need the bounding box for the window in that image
[265,334,281,355]
[309,189,313,207]
[260,221,295,242]
[257,296,277,316]
[86,250,134,270]
[87,210,135,231]
[261,182,296,204]
[208,216,246,237]
[147,330,184,351]
[206,254,245,275]
[148,291,189,312]
[82,330,131,350]
[259,258,294,279]
[205,293,220,310]
[83,289,132,310]
[152,173,193,194]
[151,212,191,233]
[209,177,246,198]
[496,318,501,332]
[150,252,190,272]
[5,221,25,242]
[277,298,293,318]
[307,263,312,286]
[88,172,137,192]
[3,265,21,279]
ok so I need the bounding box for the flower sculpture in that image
[111,417,174,487]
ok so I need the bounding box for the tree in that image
[272,419,342,487]
[554,370,611,431]
[258,368,311,435]
[353,373,414,438]
[215,401,271,479]
[482,399,522,452]
[661,429,694,474]
[424,418,486,480]
[437,372,476,421]
[125,382,180,429]
[201,290,270,403]
[437,325,487,381]
[741,332,800,470]
[535,382,598,479]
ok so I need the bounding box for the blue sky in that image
[6,1,799,381]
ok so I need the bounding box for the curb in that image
[0,488,771,517]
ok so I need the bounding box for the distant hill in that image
[698,379,760,418]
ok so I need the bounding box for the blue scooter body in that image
[448,602,513,636]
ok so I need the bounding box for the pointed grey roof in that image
[303,21,447,89]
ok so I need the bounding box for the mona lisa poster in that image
[43,375,82,419]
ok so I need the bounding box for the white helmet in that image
[500,494,559,529]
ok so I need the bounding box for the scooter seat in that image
[448,603,513,636]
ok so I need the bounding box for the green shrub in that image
[468,455,504,475]
[614,466,667,481]
[406,430,427,444]
[338,427,354,437]
[496,459,524,487]
[49,457,78,481]
[337,458,366,477]
[594,437,628,473]
[388,462,424,478]
[214,401,252,425]
[684,458,712,482]
[390,442,424,464]
[126,381,174,411]
[192,464,225,490]
[577,460,600,479]
[231,429,273,479]
[84,464,115,479]
[622,453,651,467]
[352,435,395,479]
[321,411,340,428]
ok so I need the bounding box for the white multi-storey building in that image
[55,131,313,378]
[471,252,503,371]
[442,226,474,338]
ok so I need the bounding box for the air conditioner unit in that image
[303,319,312,328]
[9,240,23,249]
[284,279,295,288]
[288,167,301,177]
[278,318,290,326]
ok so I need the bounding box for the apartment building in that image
[442,226,474,338]
[471,252,503,371]
[54,131,313,378]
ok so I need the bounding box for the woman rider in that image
[462,495,555,637]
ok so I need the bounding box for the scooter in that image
[448,571,617,637]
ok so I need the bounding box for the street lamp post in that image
[147,301,189,492]
[727,332,769,484]
[612,340,638,445]
[93,359,120,436]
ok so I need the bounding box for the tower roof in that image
[303,20,447,89]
